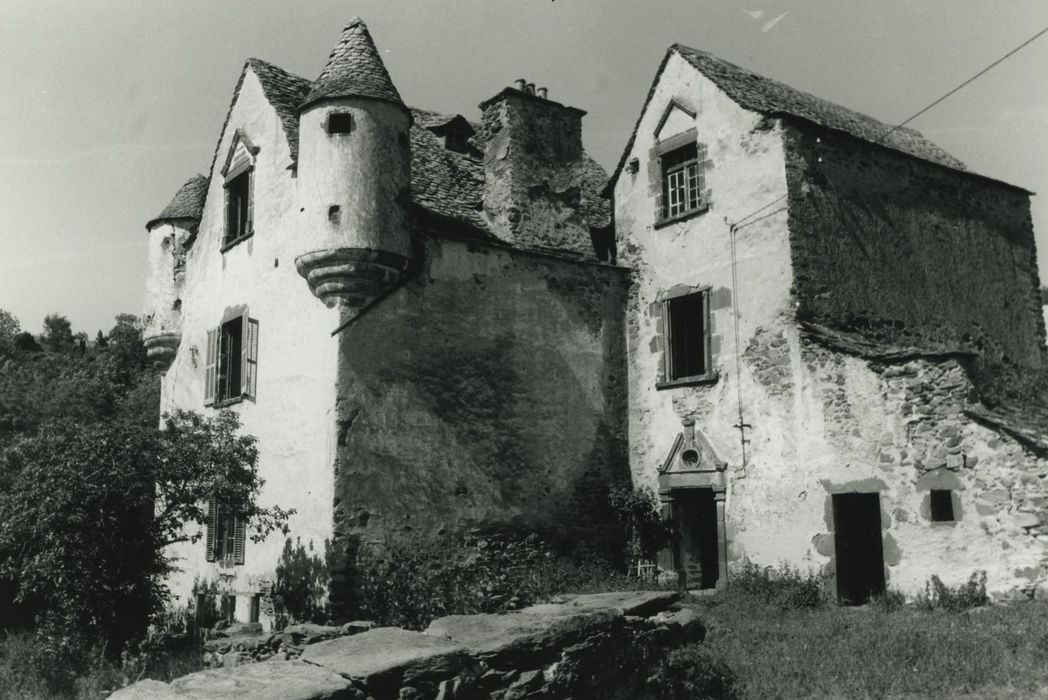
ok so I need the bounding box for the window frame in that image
[653,128,709,228]
[204,313,258,407]
[656,286,718,390]
[220,130,258,252]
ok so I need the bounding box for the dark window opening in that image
[327,112,354,134]
[833,493,886,605]
[666,291,710,381]
[217,317,242,404]
[930,490,955,522]
[661,142,703,220]
[249,595,260,623]
[225,170,252,245]
[221,594,236,623]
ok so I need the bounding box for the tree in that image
[41,313,73,352]
[95,330,109,349]
[108,313,141,347]
[0,309,19,354]
[0,410,291,658]
[12,332,41,353]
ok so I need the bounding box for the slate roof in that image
[608,44,1002,194]
[146,174,209,229]
[301,17,405,111]
[247,59,312,162]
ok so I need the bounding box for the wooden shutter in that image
[204,327,218,406]
[241,316,258,399]
[205,500,217,562]
[246,169,254,235]
[233,517,246,565]
[222,183,231,245]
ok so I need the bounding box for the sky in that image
[1,0,1046,336]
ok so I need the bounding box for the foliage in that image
[12,332,41,353]
[607,485,672,562]
[0,630,203,700]
[0,310,19,354]
[727,561,825,610]
[355,528,658,630]
[272,538,330,626]
[41,313,74,352]
[651,644,740,700]
[0,410,291,658]
[915,571,989,613]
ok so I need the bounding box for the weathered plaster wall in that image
[161,68,341,627]
[612,52,793,502]
[143,221,185,339]
[329,237,629,613]
[782,121,1045,368]
[614,55,1048,597]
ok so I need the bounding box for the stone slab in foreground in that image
[300,626,468,690]
[523,590,681,617]
[108,660,354,700]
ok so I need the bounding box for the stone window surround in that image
[220,130,259,253]
[651,127,710,229]
[655,284,720,390]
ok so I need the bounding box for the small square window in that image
[327,112,354,134]
[658,289,716,388]
[930,490,955,522]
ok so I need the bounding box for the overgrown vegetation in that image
[0,309,287,697]
[355,527,668,630]
[725,561,825,610]
[272,538,331,627]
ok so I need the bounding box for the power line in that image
[884,23,1048,139]
[726,22,1048,230]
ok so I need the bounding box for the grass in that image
[679,588,1048,699]
[0,631,204,700]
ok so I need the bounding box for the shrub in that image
[272,538,330,626]
[651,644,740,700]
[728,561,825,610]
[915,571,988,613]
[607,485,672,563]
[355,527,658,630]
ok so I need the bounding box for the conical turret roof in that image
[301,17,405,111]
[146,174,209,229]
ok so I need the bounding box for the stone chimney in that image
[477,81,592,254]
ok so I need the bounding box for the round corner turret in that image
[143,174,206,369]
[294,18,414,312]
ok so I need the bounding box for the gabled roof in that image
[146,174,209,230]
[607,44,1023,195]
[301,17,405,112]
[248,59,312,162]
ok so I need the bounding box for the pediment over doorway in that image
[658,419,727,491]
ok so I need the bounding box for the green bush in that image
[607,485,671,562]
[915,571,988,613]
[355,528,655,630]
[272,538,330,626]
[651,644,739,700]
[727,561,825,610]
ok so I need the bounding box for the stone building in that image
[143,20,1046,625]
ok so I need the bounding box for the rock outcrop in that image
[111,591,702,699]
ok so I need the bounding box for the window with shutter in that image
[205,500,246,567]
[233,518,246,565]
[657,288,718,389]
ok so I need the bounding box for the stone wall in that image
[329,237,630,615]
[782,120,1045,369]
[112,592,699,700]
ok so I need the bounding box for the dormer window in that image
[652,121,709,227]
[221,130,258,251]
[424,114,475,154]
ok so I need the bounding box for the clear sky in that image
[1,0,1046,336]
